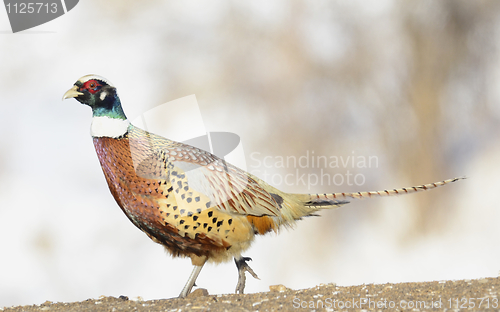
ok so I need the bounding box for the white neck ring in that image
[91,116,130,138]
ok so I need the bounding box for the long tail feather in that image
[303,177,465,208]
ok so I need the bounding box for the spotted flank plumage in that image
[63,74,464,298]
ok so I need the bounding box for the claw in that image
[234,256,260,294]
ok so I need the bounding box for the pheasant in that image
[63,74,462,298]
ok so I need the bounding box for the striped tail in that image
[301,177,464,208]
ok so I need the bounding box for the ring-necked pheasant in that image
[63,74,462,298]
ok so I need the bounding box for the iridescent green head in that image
[63,74,127,120]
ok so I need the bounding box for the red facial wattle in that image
[81,80,102,94]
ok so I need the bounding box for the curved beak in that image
[62,85,84,100]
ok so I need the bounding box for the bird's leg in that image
[179,264,205,298]
[234,256,260,294]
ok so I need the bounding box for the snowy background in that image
[1,0,500,308]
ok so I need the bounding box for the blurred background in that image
[1,0,500,308]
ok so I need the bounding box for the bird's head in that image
[63,74,126,119]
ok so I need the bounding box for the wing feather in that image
[128,125,281,217]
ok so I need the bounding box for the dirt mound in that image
[3,277,499,311]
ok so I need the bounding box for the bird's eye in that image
[84,80,102,94]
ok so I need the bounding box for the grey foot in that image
[179,265,204,298]
[234,256,260,294]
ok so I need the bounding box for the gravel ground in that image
[3,277,500,311]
